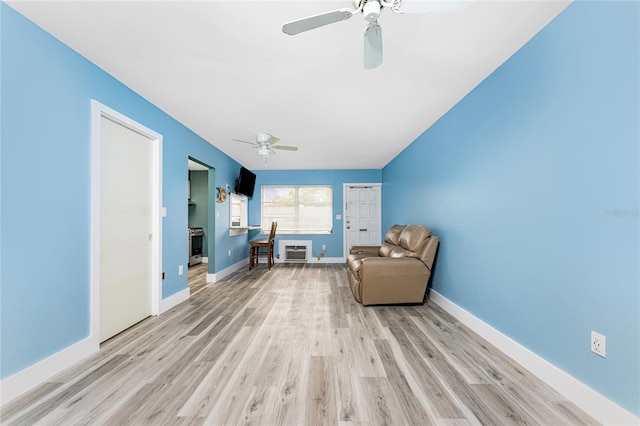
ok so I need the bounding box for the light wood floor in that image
[188,262,209,295]
[1,263,598,425]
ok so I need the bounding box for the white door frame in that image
[342,183,382,260]
[90,100,162,349]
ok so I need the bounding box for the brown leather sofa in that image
[346,224,439,306]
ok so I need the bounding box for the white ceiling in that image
[8,0,571,170]
[188,159,209,171]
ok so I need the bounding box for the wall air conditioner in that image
[279,240,312,263]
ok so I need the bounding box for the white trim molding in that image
[0,337,95,405]
[429,290,639,426]
[207,258,248,283]
[303,256,344,264]
[159,288,190,314]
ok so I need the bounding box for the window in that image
[261,185,333,234]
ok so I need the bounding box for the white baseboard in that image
[202,257,209,264]
[429,290,639,426]
[1,288,190,406]
[0,336,97,405]
[269,257,345,264]
[207,258,248,283]
[159,287,190,314]
[288,256,344,263]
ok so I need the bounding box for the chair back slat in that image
[268,221,277,242]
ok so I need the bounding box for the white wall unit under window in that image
[278,240,312,263]
[261,185,332,234]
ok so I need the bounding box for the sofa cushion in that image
[384,225,405,245]
[389,246,417,258]
[378,242,395,257]
[399,225,431,252]
[378,225,405,256]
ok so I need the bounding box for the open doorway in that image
[188,158,214,293]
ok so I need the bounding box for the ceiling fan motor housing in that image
[363,0,381,22]
[256,132,272,143]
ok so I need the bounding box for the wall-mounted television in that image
[235,167,256,198]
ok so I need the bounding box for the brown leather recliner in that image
[346,224,439,306]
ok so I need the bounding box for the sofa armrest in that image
[349,245,380,256]
[359,257,430,305]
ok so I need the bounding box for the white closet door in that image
[100,116,153,342]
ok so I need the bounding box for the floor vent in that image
[279,240,312,263]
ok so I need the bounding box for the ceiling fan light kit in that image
[232,133,299,166]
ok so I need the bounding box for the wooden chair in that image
[249,221,277,271]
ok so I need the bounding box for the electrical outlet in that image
[322,245,326,251]
[178,265,184,276]
[228,249,231,256]
[591,331,606,358]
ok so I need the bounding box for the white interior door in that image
[100,116,153,342]
[344,185,382,252]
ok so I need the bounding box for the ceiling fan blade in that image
[265,136,280,145]
[364,22,383,69]
[282,8,354,35]
[233,138,257,145]
[272,145,298,151]
[394,0,473,14]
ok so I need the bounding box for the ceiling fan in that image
[233,133,298,165]
[282,0,471,69]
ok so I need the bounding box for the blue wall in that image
[0,4,245,379]
[248,169,382,259]
[382,1,639,415]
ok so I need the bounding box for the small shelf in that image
[229,225,260,236]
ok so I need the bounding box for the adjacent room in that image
[1,1,638,424]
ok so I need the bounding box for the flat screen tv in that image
[235,167,256,198]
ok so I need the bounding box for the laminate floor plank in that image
[0,382,63,420]
[372,339,434,425]
[180,323,263,419]
[4,355,130,425]
[145,361,215,425]
[332,338,371,424]
[306,356,338,426]
[360,376,411,426]
[385,325,465,420]
[1,264,598,425]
